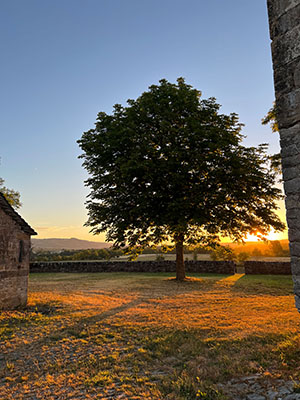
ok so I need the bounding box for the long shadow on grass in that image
[0,274,243,376]
[230,274,294,296]
[0,298,149,389]
[2,324,300,400]
[0,275,229,367]
[108,274,230,298]
[2,273,300,400]
[0,297,145,362]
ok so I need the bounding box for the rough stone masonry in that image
[267,0,300,310]
[0,193,36,309]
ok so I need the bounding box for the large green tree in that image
[0,178,21,208]
[78,78,284,280]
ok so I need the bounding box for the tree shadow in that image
[230,274,294,296]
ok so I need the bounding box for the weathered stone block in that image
[268,0,300,32]
[283,177,300,194]
[291,259,300,279]
[286,208,300,220]
[280,122,300,146]
[274,64,297,98]
[288,227,300,243]
[276,88,300,129]
[281,143,300,158]
[285,193,300,209]
[282,166,300,181]
[281,153,300,168]
[289,241,300,254]
[269,4,300,37]
[271,28,300,68]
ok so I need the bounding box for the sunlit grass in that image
[0,272,299,399]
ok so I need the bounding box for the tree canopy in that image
[262,103,282,175]
[0,178,21,209]
[262,102,278,133]
[78,78,285,280]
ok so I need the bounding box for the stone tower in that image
[267,0,300,310]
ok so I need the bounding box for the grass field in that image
[115,253,291,262]
[0,273,299,399]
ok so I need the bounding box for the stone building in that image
[0,192,36,309]
[267,0,300,310]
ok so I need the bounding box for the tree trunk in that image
[175,233,185,280]
[267,0,300,312]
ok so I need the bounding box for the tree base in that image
[168,276,201,282]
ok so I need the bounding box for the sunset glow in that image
[1,1,299,399]
[244,228,288,242]
[1,1,284,242]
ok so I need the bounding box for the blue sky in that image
[0,0,286,241]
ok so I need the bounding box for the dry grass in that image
[0,272,299,399]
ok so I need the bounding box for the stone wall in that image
[0,208,31,309]
[30,260,235,275]
[267,0,300,309]
[244,261,291,275]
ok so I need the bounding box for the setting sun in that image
[244,228,288,242]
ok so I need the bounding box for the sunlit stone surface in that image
[267,0,300,311]
[0,193,36,309]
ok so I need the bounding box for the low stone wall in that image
[244,261,291,275]
[30,260,296,276]
[30,260,235,275]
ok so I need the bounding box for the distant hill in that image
[32,238,113,251]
